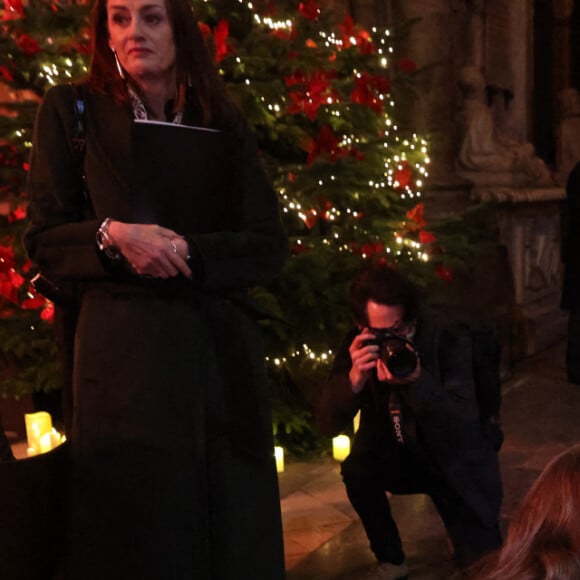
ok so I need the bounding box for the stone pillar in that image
[389,0,474,220]
[553,0,574,92]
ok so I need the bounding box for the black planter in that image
[0,442,69,580]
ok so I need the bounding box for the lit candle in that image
[332,434,350,461]
[353,411,361,433]
[274,446,285,473]
[39,431,53,454]
[25,411,53,456]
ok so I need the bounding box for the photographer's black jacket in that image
[316,311,502,528]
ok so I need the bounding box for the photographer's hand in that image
[348,328,379,394]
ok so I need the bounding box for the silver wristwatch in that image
[96,218,122,260]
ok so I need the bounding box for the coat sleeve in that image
[24,84,108,280]
[186,128,288,290]
[402,325,484,461]
[315,331,361,437]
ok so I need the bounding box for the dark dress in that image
[562,162,580,383]
[24,84,288,579]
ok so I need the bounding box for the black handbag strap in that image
[70,83,92,213]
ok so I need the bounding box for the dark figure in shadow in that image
[562,162,580,384]
[0,417,15,462]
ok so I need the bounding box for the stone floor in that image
[3,339,579,579]
[278,339,580,579]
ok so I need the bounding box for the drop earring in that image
[111,48,125,79]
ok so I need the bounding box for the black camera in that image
[367,328,419,378]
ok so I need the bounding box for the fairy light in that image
[265,345,334,368]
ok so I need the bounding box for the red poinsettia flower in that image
[419,230,436,244]
[2,0,23,20]
[270,27,293,41]
[298,0,320,21]
[0,65,14,82]
[339,14,356,48]
[213,19,231,62]
[393,161,413,189]
[21,292,46,310]
[398,57,417,74]
[41,301,55,321]
[16,34,42,55]
[358,33,376,56]
[0,244,15,272]
[300,195,334,230]
[0,281,17,304]
[9,268,24,289]
[351,72,390,115]
[8,203,26,223]
[198,21,211,39]
[197,20,231,63]
[360,242,384,257]
[303,124,345,165]
[350,242,385,258]
[338,14,375,54]
[286,70,339,121]
[303,209,319,229]
[405,202,426,229]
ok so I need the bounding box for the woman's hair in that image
[349,261,421,327]
[87,0,240,128]
[469,443,580,580]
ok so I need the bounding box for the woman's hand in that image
[107,221,192,279]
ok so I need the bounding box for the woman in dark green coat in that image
[24,0,288,577]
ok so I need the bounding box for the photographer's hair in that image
[349,261,421,327]
[468,443,580,580]
[87,0,240,129]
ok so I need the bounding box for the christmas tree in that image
[0,0,90,397]
[0,0,467,452]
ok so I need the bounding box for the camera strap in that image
[388,389,405,445]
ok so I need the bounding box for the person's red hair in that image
[468,443,580,579]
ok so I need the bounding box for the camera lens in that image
[380,337,418,378]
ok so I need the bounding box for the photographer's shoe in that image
[362,559,409,579]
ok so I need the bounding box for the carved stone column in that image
[472,187,568,357]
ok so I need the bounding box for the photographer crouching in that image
[316,262,503,580]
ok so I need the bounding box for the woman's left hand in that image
[107,221,192,279]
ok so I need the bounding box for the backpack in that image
[456,321,504,451]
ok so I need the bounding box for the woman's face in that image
[107,0,176,85]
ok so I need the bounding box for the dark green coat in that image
[25,84,288,580]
